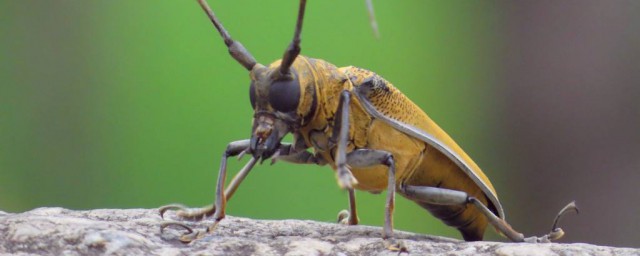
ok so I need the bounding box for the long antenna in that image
[197,0,257,70]
[366,0,380,38]
[279,0,307,77]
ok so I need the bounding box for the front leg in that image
[159,139,254,221]
[334,90,358,188]
[160,140,321,220]
[271,143,327,166]
[207,144,328,230]
[159,140,328,242]
[160,139,257,242]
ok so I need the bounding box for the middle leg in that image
[337,188,359,225]
[345,149,400,246]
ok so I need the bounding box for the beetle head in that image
[247,64,303,160]
[195,0,309,160]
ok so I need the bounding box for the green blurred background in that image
[1,0,638,248]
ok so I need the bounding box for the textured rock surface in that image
[0,207,637,255]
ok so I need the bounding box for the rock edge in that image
[0,208,637,255]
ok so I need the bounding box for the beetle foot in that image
[159,204,214,221]
[159,204,187,219]
[523,235,550,243]
[160,217,222,243]
[523,227,566,243]
[160,221,206,243]
[337,209,359,225]
[337,165,358,189]
[384,239,409,254]
[521,201,578,243]
[524,201,578,243]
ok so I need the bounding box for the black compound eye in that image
[249,81,257,109]
[269,78,300,113]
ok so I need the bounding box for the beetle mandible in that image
[160,0,578,249]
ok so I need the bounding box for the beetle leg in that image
[159,157,257,222]
[161,140,321,220]
[400,185,525,241]
[334,90,358,189]
[160,141,328,242]
[159,139,252,220]
[202,141,338,238]
[347,188,359,225]
[160,140,260,242]
[271,143,327,166]
[345,149,405,251]
[337,188,359,225]
[401,185,577,243]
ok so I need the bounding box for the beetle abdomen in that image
[409,144,493,241]
[418,202,488,241]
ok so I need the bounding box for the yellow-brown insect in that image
[160,0,577,248]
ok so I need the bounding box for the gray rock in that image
[0,207,637,255]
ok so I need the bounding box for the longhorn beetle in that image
[160,0,578,250]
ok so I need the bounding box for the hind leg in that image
[400,185,577,242]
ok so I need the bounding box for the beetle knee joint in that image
[223,147,240,158]
[224,141,249,157]
[383,154,394,167]
[398,183,407,194]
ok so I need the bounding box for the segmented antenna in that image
[197,0,257,70]
[279,0,307,77]
[366,0,380,38]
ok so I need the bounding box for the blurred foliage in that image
[1,1,503,241]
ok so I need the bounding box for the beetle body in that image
[259,56,499,240]
[160,0,576,247]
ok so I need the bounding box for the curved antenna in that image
[365,0,380,38]
[197,0,257,71]
[279,0,307,77]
